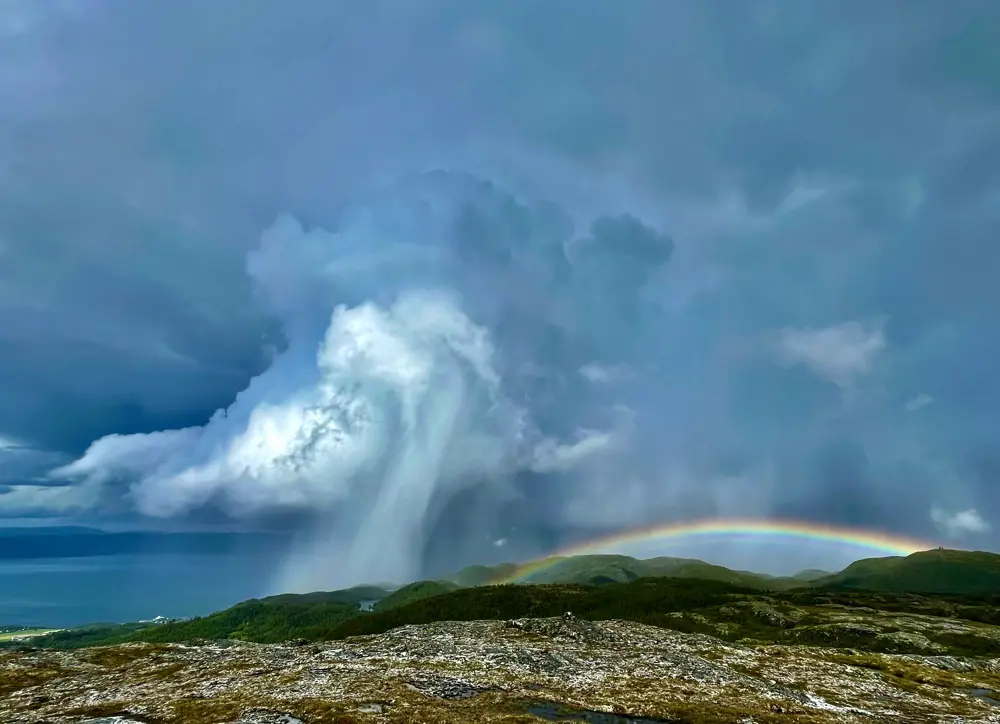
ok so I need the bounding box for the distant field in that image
[0,628,62,641]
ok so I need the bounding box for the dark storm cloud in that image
[1,0,998,584]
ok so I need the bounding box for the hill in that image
[258,585,391,607]
[372,580,459,611]
[814,549,1000,595]
[326,576,1000,657]
[445,553,807,590]
[14,547,1000,656]
[19,573,1000,659]
[459,549,1000,596]
[790,568,833,581]
[444,562,519,587]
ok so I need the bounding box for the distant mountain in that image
[790,569,832,581]
[443,553,807,590]
[372,580,460,611]
[446,562,520,587]
[416,549,1000,598]
[258,585,392,607]
[812,548,1000,595]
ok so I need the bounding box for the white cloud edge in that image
[905,393,934,412]
[930,506,990,537]
[775,319,886,389]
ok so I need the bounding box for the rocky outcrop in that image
[3,614,1000,723]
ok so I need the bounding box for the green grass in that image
[0,628,61,641]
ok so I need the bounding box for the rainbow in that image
[492,518,941,584]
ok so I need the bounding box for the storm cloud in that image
[1,0,999,586]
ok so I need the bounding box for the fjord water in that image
[0,552,279,628]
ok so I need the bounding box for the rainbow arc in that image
[492,518,940,584]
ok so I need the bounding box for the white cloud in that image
[905,393,934,412]
[530,429,620,473]
[529,404,635,475]
[776,320,886,388]
[578,363,632,384]
[0,434,27,450]
[54,291,521,582]
[50,182,552,586]
[931,506,990,537]
[493,538,507,548]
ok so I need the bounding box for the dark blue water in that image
[0,553,282,627]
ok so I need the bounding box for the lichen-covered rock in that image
[873,631,947,654]
[3,617,1000,723]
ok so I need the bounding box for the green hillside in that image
[475,549,1000,596]
[13,547,1000,655]
[55,575,996,658]
[330,578,1000,657]
[445,562,519,587]
[371,580,460,611]
[813,549,1000,595]
[333,577,751,640]
[83,599,360,646]
[258,585,391,607]
[790,568,833,581]
[472,553,806,590]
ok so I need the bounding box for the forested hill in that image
[10,548,1000,655]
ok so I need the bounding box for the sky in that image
[1,0,999,591]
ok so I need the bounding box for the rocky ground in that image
[3,613,1000,724]
[677,597,1000,656]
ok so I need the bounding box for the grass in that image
[0,660,69,697]
[0,628,61,641]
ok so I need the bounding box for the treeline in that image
[124,600,362,645]
[7,577,752,650]
[8,600,361,650]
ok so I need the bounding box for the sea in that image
[0,553,283,628]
